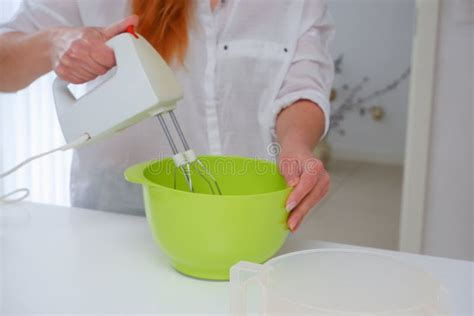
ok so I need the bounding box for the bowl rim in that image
[124,155,292,199]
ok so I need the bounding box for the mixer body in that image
[53,32,183,145]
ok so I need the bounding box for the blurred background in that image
[299,0,414,252]
[0,0,472,261]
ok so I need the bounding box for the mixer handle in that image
[53,31,135,109]
[53,78,76,109]
[52,31,141,144]
[230,261,266,316]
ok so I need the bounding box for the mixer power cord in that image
[0,133,91,204]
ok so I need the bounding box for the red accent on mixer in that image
[127,25,139,39]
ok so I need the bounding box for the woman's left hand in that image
[278,144,330,232]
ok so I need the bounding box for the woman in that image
[0,0,334,232]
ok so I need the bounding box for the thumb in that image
[102,15,139,39]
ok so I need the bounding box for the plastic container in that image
[231,249,450,315]
[124,156,291,280]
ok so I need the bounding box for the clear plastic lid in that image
[231,249,449,315]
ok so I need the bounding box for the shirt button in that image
[224,45,228,50]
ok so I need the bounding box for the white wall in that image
[422,0,473,261]
[327,0,415,165]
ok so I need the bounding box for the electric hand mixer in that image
[0,28,221,203]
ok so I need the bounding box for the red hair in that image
[132,0,194,64]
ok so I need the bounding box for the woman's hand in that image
[50,15,139,84]
[278,144,330,232]
[275,99,329,232]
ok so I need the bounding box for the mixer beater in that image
[156,111,222,195]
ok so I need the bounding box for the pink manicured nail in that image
[288,217,298,231]
[288,178,299,187]
[286,201,297,212]
[293,221,302,232]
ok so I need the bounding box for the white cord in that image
[0,188,30,204]
[0,133,91,204]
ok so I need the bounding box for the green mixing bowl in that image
[124,156,291,280]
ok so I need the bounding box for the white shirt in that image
[1,0,334,214]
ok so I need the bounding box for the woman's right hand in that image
[50,15,139,84]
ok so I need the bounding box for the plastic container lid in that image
[231,249,449,315]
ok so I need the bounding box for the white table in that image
[1,203,472,315]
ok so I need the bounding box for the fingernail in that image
[286,201,297,212]
[288,217,298,231]
[288,177,300,188]
[288,177,299,187]
[293,221,302,232]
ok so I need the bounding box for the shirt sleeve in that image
[0,0,83,34]
[273,0,335,139]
